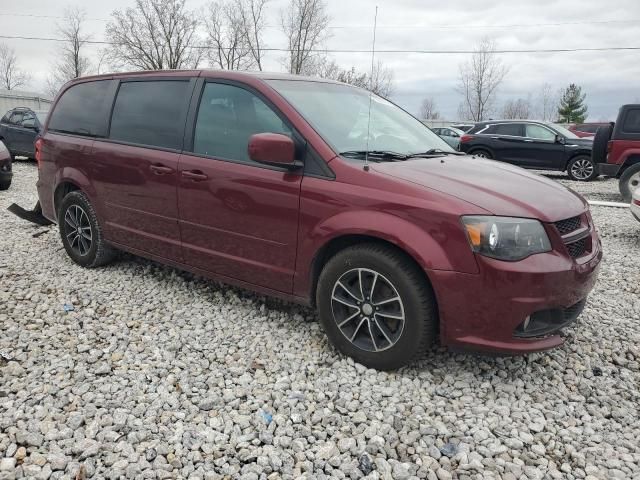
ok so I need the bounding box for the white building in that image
[0,89,53,113]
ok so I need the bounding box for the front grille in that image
[555,216,581,235]
[566,238,587,258]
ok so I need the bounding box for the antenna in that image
[363,5,378,172]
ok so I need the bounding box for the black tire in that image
[470,148,492,159]
[58,191,116,268]
[0,178,10,190]
[591,123,614,166]
[619,163,640,202]
[316,243,437,370]
[567,155,598,181]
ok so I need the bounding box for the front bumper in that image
[429,234,602,354]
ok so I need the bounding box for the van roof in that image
[66,69,344,85]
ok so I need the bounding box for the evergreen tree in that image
[557,84,588,123]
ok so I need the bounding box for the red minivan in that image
[36,70,602,369]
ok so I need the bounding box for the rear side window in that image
[193,82,292,162]
[48,81,114,137]
[493,124,523,136]
[109,81,191,150]
[622,109,640,133]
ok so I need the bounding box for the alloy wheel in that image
[474,151,488,158]
[63,205,92,256]
[570,158,594,180]
[331,268,405,352]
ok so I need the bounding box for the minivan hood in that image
[373,156,588,222]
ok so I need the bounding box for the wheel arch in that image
[52,168,97,222]
[619,152,640,175]
[467,145,494,158]
[308,234,438,313]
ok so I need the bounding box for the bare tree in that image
[419,97,440,120]
[536,83,556,121]
[205,1,253,70]
[457,37,508,121]
[502,98,531,119]
[367,60,394,97]
[47,7,92,97]
[281,0,330,75]
[236,0,269,71]
[320,60,394,97]
[0,44,29,90]
[105,0,201,70]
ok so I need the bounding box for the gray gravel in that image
[1,162,639,480]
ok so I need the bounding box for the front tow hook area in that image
[7,201,53,226]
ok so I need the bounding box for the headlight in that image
[461,216,551,261]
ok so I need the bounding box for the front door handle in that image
[182,170,209,181]
[149,164,174,175]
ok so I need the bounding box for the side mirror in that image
[248,133,298,168]
[555,135,565,144]
[22,120,37,130]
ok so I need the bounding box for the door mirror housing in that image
[22,119,37,130]
[555,135,565,144]
[248,133,298,168]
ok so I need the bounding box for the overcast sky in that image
[1,0,639,120]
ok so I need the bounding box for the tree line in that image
[1,0,588,122]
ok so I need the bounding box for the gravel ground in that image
[1,162,639,480]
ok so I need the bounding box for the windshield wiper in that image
[339,150,410,161]
[410,149,465,157]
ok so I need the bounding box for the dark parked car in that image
[592,105,640,201]
[0,140,12,190]
[459,120,596,181]
[0,107,48,159]
[568,123,609,138]
[35,71,601,369]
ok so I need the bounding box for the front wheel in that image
[619,163,640,202]
[471,149,492,159]
[567,156,598,181]
[58,191,116,268]
[316,243,438,370]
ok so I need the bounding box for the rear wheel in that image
[316,243,437,370]
[619,163,640,202]
[58,191,116,268]
[471,149,492,159]
[567,155,598,181]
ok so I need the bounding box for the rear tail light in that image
[460,134,473,143]
[634,199,640,206]
[35,138,43,169]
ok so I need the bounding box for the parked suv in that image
[592,105,640,201]
[459,120,596,181]
[0,107,48,159]
[35,71,601,369]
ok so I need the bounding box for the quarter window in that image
[525,124,556,141]
[48,80,114,137]
[622,109,640,133]
[193,82,292,162]
[109,81,191,150]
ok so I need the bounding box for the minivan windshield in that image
[267,80,454,157]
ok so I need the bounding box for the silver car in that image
[432,126,466,150]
